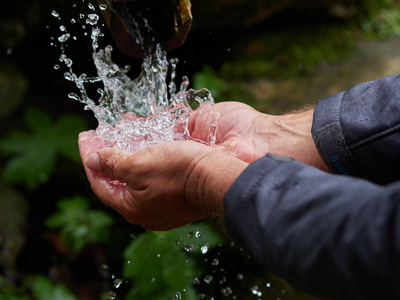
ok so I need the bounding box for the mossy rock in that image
[190,0,389,29]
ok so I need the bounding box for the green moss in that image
[219,23,358,80]
[214,1,400,80]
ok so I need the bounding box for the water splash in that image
[54,9,219,154]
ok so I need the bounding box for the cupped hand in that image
[189,101,271,163]
[79,131,247,231]
[189,101,327,170]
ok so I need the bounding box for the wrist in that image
[186,148,248,218]
[267,109,328,171]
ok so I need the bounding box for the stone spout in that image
[98,0,192,58]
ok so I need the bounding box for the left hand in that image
[79,131,247,231]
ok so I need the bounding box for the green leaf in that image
[45,196,113,252]
[0,131,31,154]
[30,276,77,300]
[122,223,223,299]
[0,107,87,189]
[1,141,56,189]
[24,106,52,134]
[192,66,225,99]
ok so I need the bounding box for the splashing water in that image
[54,7,220,154]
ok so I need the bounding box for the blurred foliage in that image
[45,196,114,252]
[192,0,400,106]
[192,66,254,103]
[0,107,86,189]
[0,59,29,117]
[122,223,222,299]
[219,24,356,80]
[0,275,77,300]
[29,276,77,300]
[361,1,400,38]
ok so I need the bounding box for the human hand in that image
[189,101,270,163]
[79,132,247,231]
[189,101,328,171]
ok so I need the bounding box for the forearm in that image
[224,155,400,299]
[267,108,329,171]
[254,108,329,171]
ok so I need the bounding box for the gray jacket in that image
[224,74,400,299]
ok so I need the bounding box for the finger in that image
[84,164,130,217]
[188,103,221,141]
[85,148,149,186]
[78,130,108,158]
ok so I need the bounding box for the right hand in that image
[189,101,328,171]
[189,102,271,163]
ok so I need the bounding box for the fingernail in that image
[86,152,100,172]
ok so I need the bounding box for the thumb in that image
[85,148,131,182]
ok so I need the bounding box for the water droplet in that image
[64,72,74,81]
[72,3,76,8]
[99,4,107,10]
[59,25,67,32]
[187,231,194,238]
[180,76,189,92]
[80,14,85,19]
[251,285,259,295]
[58,33,71,42]
[221,287,233,296]
[266,282,271,288]
[183,244,194,252]
[250,285,262,297]
[151,278,156,283]
[88,3,95,11]
[113,278,123,288]
[236,273,244,280]
[174,240,180,245]
[195,231,202,238]
[108,291,116,300]
[51,10,60,18]
[193,277,201,285]
[54,64,60,70]
[204,275,213,284]
[101,264,109,270]
[86,14,99,25]
[71,18,76,24]
[200,245,208,254]
[211,259,219,266]
[130,234,136,240]
[172,291,181,299]
[157,254,161,258]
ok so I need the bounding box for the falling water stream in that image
[54,5,219,155]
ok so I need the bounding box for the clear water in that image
[55,5,219,154]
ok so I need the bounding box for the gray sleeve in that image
[311,74,400,184]
[224,155,400,299]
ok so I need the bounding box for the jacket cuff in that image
[311,93,365,178]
